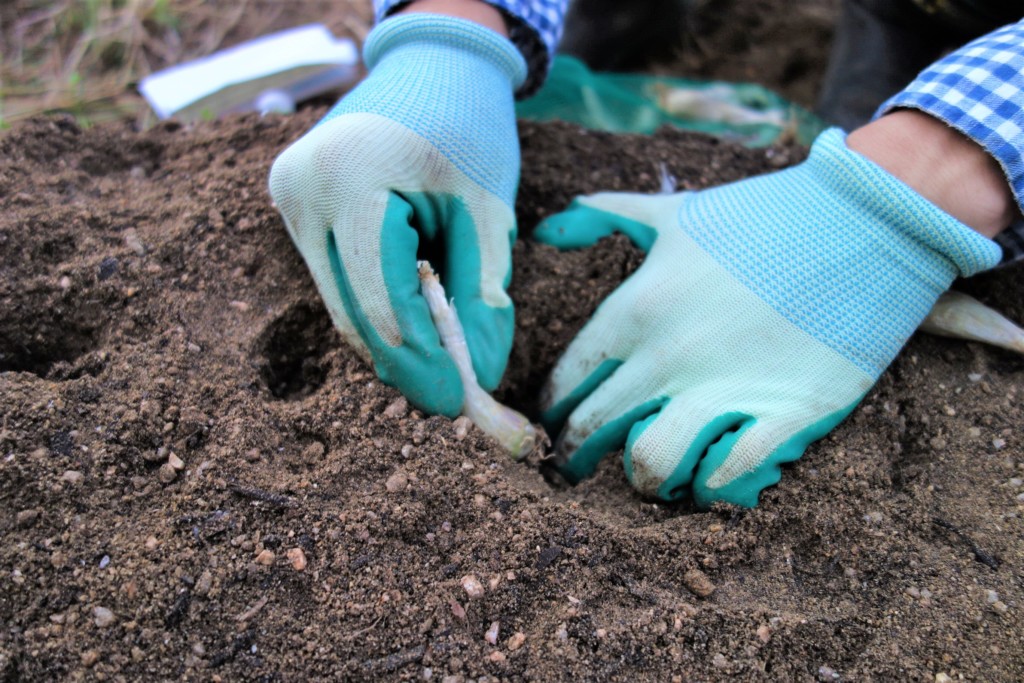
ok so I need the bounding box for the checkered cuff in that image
[877,18,1024,263]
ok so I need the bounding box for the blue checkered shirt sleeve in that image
[374,0,568,96]
[877,19,1024,263]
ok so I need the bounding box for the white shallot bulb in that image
[921,291,1024,355]
[418,262,541,459]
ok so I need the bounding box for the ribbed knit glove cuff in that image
[364,14,527,91]
[809,128,1003,279]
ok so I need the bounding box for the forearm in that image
[863,19,1024,244]
[847,110,1018,238]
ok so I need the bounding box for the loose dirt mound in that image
[1,113,1022,681]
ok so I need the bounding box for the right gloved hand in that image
[533,128,1002,508]
[269,14,526,416]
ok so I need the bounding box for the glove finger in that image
[533,192,683,252]
[435,195,516,392]
[539,284,644,432]
[551,358,668,484]
[623,396,754,501]
[330,192,463,417]
[693,402,859,509]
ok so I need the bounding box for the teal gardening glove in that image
[535,129,1001,509]
[269,15,526,416]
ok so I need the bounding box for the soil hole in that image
[257,302,335,400]
[0,303,103,378]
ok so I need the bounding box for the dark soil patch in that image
[1,109,1022,682]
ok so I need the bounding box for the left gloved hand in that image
[534,128,1001,508]
[269,15,525,417]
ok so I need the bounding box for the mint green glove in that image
[534,129,1001,508]
[269,16,526,416]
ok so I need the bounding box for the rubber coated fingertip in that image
[625,411,751,502]
[376,346,465,418]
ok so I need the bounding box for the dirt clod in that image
[684,568,717,598]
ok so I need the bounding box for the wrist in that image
[398,0,508,37]
[846,110,1018,238]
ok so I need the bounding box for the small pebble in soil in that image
[61,470,84,485]
[255,549,275,566]
[145,536,159,550]
[93,606,116,628]
[485,621,500,645]
[450,600,466,621]
[507,632,526,651]
[488,651,506,663]
[168,452,185,471]
[818,666,841,681]
[935,674,953,683]
[461,574,485,599]
[383,397,408,419]
[453,416,473,440]
[757,624,771,644]
[143,447,167,464]
[287,547,307,571]
[385,470,408,493]
[81,650,100,667]
[158,463,177,483]
[124,229,146,255]
[196,570,213,595]
[99,555,110,569]
[683,568,716,598]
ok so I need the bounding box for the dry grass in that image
[1,0,372,127]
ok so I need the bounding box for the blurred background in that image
[0,0,837,128]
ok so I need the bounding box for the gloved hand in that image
[269,15,526,416]
[534,128,1001,508]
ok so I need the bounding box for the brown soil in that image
[1,110,1023,682]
